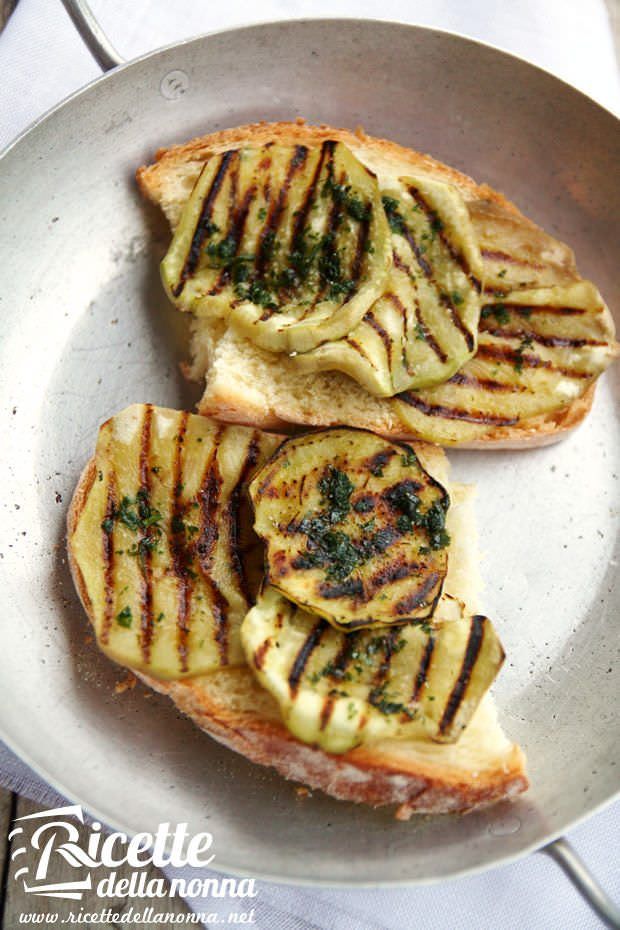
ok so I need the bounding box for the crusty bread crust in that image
[137,119,598,449]
[68,454,528,817]
[137,670,527,818]
[137,119,552,233]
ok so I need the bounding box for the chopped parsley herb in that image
[514,335,534,374]
[498,268,507,278]
[347,701,358,720]
[482,304,510,325]
[127,535,161,568]
[415,620,433,634]
[451,291,464,305]
[414,322,427,341]
[98,470,103,482]
[257,207,267,221]
[318,466,354,521]
[322,175,370,222]
[352,495,374,514]
[116,606,132,628]
[381,195,407,235]
[430,214,443,236]
[400,449,418,467]
[385,482,450,549]
[369,683,416,718]
[155,612,165,624]
[205,234,237,264]
[101,517,114,533]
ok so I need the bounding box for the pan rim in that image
[0,14,618,168]
[1,718,618,888]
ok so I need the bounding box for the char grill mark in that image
[138,405,155,663]
[438,615,486,734]
[408,184,481,292]
[227,433,261,604]
[398,199,475,352]
[303,155,345,316]
[411,635,435,701]
[398,391,520,426]
[476,344,591,378]
[481,248,546,270]
[393,571,441,616]
[100,478,117,645]
[253,637,272,671]
[288,617,328,695]
[480,324,606,350]
[318,578,365,600]
[195,427,230,663]
[318,632,361,730]
[447,371,526,393]
[367,628,405,713]
[290,140,334,249]
[173,150,236,296]
[254,145,309,315]
[365,309,393,366]
[170,412,191,673]
[391,255,448,364]
[366,559,421,598]
[211,180,257,296]
[346,337,376,366]
[351,208,372,285]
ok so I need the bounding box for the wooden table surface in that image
[0,0,617,925]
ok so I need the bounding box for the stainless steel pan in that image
[0,1,618,922]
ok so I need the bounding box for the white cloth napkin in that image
[1,1,619,928]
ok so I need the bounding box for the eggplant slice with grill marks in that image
[292,175,484,396]
[391,280,618,444]
[161,141,392,354]
[249,428,451,631]
[68,404,281,679]
[241,586,505,753]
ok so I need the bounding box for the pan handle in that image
[542,837,620,929]
[59,0,124,71]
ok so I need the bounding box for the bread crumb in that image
[114,673,137,694]
[295,786,312,799]
[395,802,415,821]
[83,634,94,645]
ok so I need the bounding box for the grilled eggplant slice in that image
[241,587,505,753]
[68,404,280,679]
[292,176,483,396]
[249,429,450,630]
[161,141,391,354]
[392,280,618,444]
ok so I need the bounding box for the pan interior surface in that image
[0,20,618,884]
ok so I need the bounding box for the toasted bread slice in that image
[68,438,527,816]
[137,120,611,448]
